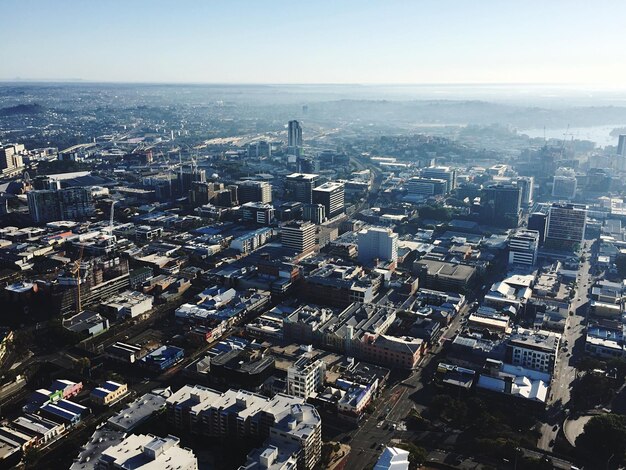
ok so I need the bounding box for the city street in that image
[538,241,593,451]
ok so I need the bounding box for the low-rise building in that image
[90,381,129,407]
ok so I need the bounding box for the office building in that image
[281,221,316,254]
[421,166,456,192]
[27,187,94,224]
[288,120,303,153]
[481,184,522,228]
[618,134,626,157]
[166,386,322,470]
[357,226,398,264]
[285,173,319,203]
[286,355,326,399]
[0,144,25,175]
[178,168,206,194]
[96,433,197,470]
[238,181,272,204]
[545,203,587,248]
[514,176,534,208]
[248,141,272,159]
[528,212,547,245]
[312,182,344,219]
[552,168,577,200]
[302,204,325,224]
[406,177,447,196]
[241,202,275,225]
[508,229,539,266]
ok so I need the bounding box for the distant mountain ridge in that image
[0,103,45,116]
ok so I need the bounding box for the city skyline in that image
[2,0,626,87]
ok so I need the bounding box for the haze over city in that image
[2,2,626,470]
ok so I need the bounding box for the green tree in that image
[576,414,626,467]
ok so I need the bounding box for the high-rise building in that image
[508,229,540,266]
[514,176,534,208]
[357,226,398,264]
[178,167,206,194]
[545,203,587,248]
[618,134,626,157]
[0,143,26,175]
[312,182,344,219]
[528,212,548,245]
[406,177,447,196]
[189,181,214,206]
[238,181,272,204]
[302,203,325,224]
[552,168,577,200]
[27,187,94,224]
[241,202,275,225]
[287,354,326,399]
[281,220,316,254]
[421,166,456,193]
[285,173,319,203]
[481,184,522,228]
[288,120,303,149]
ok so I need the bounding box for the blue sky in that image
[2,0,625,85]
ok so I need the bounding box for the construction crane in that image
[71,245,85,315]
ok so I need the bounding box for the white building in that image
[96,433,197,470]
[357,226,398,264]
[507,327,561,374]
[286,354,326,399]
[374,447,410,470]
[508,229,539,266]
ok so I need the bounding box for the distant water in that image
[519,125,624,148]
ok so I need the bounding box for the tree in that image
[576,414,626,467]
[571,373,615,410]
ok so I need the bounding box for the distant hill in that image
[0,103,44,116]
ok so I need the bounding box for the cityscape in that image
[2,2,626,470]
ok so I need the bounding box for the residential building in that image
[506,327,560,374]
[288,120,303,156]
[286,355,326,399]
[166,386,321,470]
[27,187,94,224]
[374,447,410,470]
[552,168,577,200]
[96,433,197,470]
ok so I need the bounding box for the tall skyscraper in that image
[281,220,317,254]
[357,226,398,264]
[514,176,534,208]
[285,173,319,203]
[27,187,94,224]
[237,180,272,204]
[481,184,522,228]
[288,120,303,148]
[545,203,587,248]
[312,182,345,219]
[618,134,626,157]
